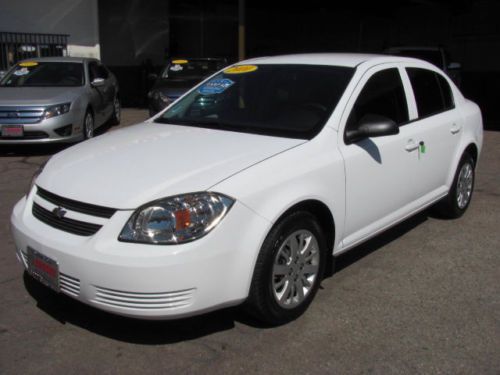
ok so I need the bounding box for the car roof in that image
[385,46,442,52]
[17,56,98,64]
[241,53,424,68]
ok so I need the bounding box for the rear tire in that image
[245,211,326,326]
[433,152,475,218]
[109,96,121,125]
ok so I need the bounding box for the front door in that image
[338,64,420,249]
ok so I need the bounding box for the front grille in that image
[0,131,49,140]
[60,273,80,297]
[94,286,195,310]
[32,202,102,236]
[0,106,44,124]
[37,187,116,218]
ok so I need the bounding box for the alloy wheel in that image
[272,230,320,309]
[456,162,473,209]
[84,113,94,139]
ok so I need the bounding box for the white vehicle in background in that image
[11,53,482,325]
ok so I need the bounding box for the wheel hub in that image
[272,230,320,309]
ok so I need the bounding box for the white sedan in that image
[10,54,483,325]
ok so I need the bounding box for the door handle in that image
[450,123,462,134]
[405,139,419,152]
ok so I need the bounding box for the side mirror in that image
[148,73,158,81]
[91,77,105,87]
[345,114,399,144]
[447,62,461,70]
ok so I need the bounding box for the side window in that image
[435,73,454,110]
[406,68,454,118]
[346,68,408,134]
[97,65,109,79]
[88,62,98,82]
[88,62,108,81]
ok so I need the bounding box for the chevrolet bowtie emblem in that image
[52,206,67,219]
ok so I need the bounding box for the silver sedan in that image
[0,57,120,144]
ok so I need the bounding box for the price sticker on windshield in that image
[198,78,235,95]
[19,61,38,67]
[224,65,258,74]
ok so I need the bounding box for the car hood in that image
[37,122,305,209]
[0,87,83,106]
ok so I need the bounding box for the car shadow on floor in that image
[333,211,428,274]
[0,143,70,157]
[23,210,430,344]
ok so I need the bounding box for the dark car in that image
[147,57,228,116]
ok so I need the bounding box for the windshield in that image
[0,62,84,87]
[155,64,354,139]
[162,59,226,79]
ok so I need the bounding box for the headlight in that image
[158,92,170,104]
[27,161,47,195]
[44,103,71,119]
[119,192,234,245]
[149,90,170,105]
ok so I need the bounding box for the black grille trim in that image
[32,202,102,236]
[0,131,49,140]
[36,187,117,218]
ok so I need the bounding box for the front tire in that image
[83,110,94,140]
[109,96,121,125]
[433,152,475,218]
[245,211,326,325]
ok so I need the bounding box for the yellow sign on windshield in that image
[224,65,258,74]
[172,59,188,64]
[19,61,38,67]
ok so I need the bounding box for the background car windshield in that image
[156,64,354,139]
[0,62,84,87]
[162,60,225,79]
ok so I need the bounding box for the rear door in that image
[402,66,462,195]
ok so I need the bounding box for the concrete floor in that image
[0,110,499,374]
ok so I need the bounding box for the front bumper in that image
[0,109,85,145]
[10,189,270,319]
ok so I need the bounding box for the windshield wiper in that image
[154,117,234,129]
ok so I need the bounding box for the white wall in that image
[0,0,100,59]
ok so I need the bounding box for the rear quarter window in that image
[406,68,454,118]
